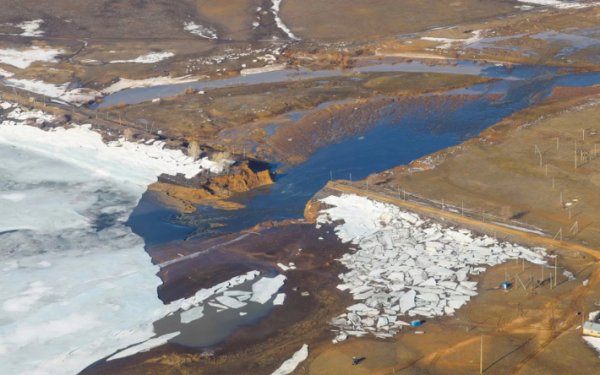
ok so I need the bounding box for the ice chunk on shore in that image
[273,293,286,305]
[400,290,416,313]
[271,344,309,375]
[250,275,287,304]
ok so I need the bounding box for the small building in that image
[583,322,600,337]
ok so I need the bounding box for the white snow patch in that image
[422,30,482,50]
[0,68,14,77]
[0,47,65,69]
[271,0,300,40]
[101,75,198,95]
[518,0,600,8]
[110,52,174,64]
[17,20,44,37]
[184,22,217,40]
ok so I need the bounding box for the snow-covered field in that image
[0,46,64,69]
[316,195,547,341]
[0,102,263,374]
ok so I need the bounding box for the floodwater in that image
[126,191,195,247]
[125,64,600,350]
[153,272,278,348]
[98,60,498,108]
[166,68,600,240]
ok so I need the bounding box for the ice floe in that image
[110,52,175,64]
[180,306,205,324]
[184,21,218,40]
[318,194,547,339]
[0,105,283,374]
[271,344,309,375]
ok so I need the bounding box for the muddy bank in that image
[150,159,274,213]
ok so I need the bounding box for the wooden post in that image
[557,137,559,149]
[461,201,464,216]
[583,129,585,141]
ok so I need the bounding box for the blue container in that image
[502,282,510,289]
[411,320,422,327]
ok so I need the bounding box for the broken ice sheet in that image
[320,194,548,340]
[180,306,204,324]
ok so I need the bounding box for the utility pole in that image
[555,256,558,287]
[480,335,483,374]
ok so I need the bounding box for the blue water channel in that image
[125,66,600,244]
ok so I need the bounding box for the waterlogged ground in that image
[167,67,600,240]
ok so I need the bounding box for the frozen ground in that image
[0,102,257,374]
[316,195,547,341]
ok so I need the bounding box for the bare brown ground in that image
[281,0,517,42]
[294,89,600,375]
[371,6,600,68]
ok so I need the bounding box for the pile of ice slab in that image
[317,194,547,340]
